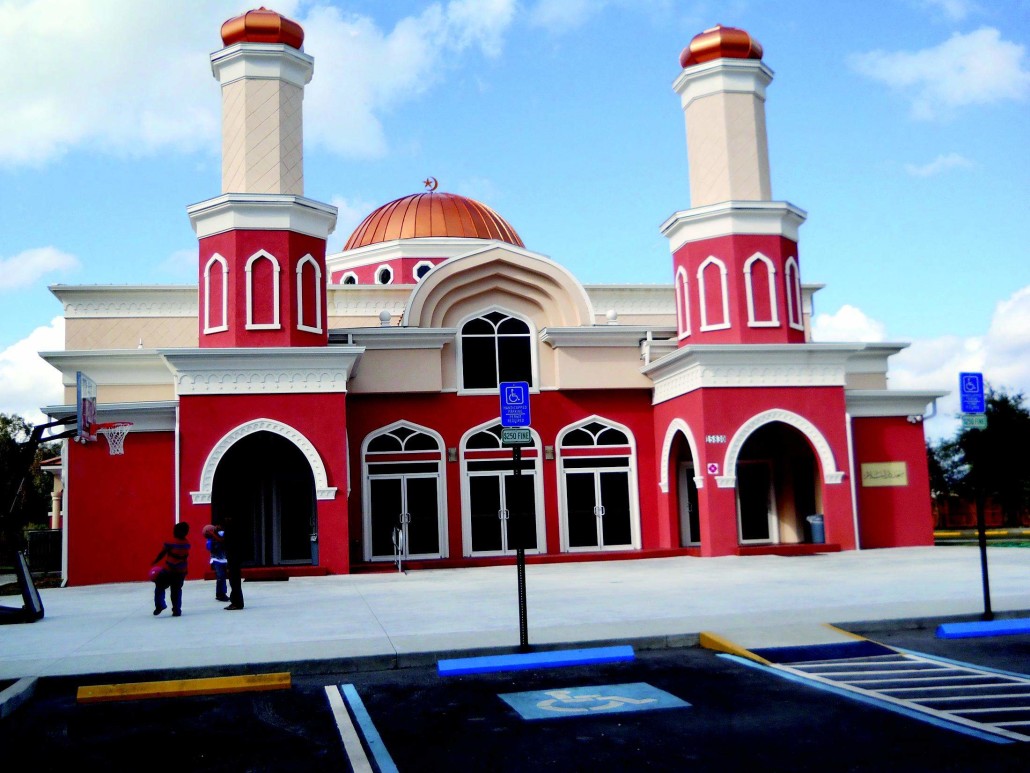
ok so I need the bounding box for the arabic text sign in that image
[861,462,908,488]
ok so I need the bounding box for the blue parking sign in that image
[500,381,531,427]
[959,372,985,414]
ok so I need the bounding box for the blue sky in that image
[1,0,1028,440]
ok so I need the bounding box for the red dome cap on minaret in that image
[679,24,762,68]
[221,7,304,49]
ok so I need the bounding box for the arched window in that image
[375,265,393,285]
[744,252,779,327]
[785,257,804,331]
[557,417,640,553]
[362,422,447,562]
[675,266,690,339]
[697,256,730,331]
[245,250,281,330]
[459,310,534,391]
[460,421,544,556]
[296,254,322,334]
[203,253,228,334]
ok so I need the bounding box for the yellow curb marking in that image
[699,631,771,665]
[77,672,291,704]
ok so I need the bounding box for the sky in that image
[1,0,1028,441]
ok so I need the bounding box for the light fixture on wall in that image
[447,447,457,462]
[544,445,555,460]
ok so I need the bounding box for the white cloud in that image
[0,247,80,290]
[529,0,598,31]
[811,304,886,342]
[904,152,973,177]
[0,1,517,167]
[303,1,516,159]
[919,0,978,22]
[0,317,65,425]
[850,27,1030,120]
[327,195,379,254]
[155,248,197,281]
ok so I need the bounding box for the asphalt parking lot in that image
[3,627,1027,772]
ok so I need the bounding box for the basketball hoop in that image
[94,422,133,456]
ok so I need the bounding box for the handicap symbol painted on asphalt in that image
[535,689,657,714]
[499,683,691,721]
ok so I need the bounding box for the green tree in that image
[952,387,1030,528]
[0,413,59,559]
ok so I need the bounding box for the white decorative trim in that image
[203,254,229,334]
[339,271,358,285]
[328,238,510,274]
[40,350,176,388]
[721,409,844,487]
[190,418,335,504]
[43,400,177,433]
[210,43,314,89]
[744,252,779,327]
[697,256,730,331]
[673,57,774,108]
[51,286,197,318]
[584,285,676,318]
[785,257,804,331]
[375,265,394,285]
[160,348,362,395]
[539,326,675,348]
[295,254,323,334]
[187,194,337,240]
[661,201,807,254]
[330,327,455,350]
[658,419,704,493]
[245,249,281,330]
[675,267,690,339]
[846,389,946,418]
[643,343,862,404]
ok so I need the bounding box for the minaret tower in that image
[661,25,807,345]
[187,7,336,347]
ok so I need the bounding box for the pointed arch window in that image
[697,256,730,332]
[557,417,640,553]
[203,253,228,334]
[785,257,804,331]
[245,250,281,330]
[459,310,534,391]
[296,254,322,334]
[675,266,690,339]
[744,252,779,328]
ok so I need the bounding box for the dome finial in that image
[423,176,439,192]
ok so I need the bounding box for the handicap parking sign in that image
[959,372,985,414]
[499,683,690,721]
[499,381,531,427]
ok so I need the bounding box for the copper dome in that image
[680,25,762,68]
[345,191,525,251]
[221,7,304,49]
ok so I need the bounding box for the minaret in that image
[661,25,807,345]
[187,7,337,347]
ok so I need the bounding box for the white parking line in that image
[324,685,374,773]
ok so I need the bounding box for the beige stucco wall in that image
[62,383,175,404]
[348,349,444,393]
[66,318,198,350]
[222,78,304,195]
[552,347,652,389]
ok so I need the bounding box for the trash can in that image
[806,514,825,544]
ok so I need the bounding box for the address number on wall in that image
[705,434,727,444]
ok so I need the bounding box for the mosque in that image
[40,9,944,586]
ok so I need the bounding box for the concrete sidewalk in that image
[1,546,1028,683]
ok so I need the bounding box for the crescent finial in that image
[423,176,438,192]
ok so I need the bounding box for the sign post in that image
[959,372,992,621]
[500,381,532,651]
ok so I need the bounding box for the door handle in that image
[498,509,509,520]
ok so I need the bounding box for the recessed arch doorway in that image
[211,431,317,566]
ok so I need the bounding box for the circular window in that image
[342,272,357,285]
[376,266,393,285]
[414,261,433,282]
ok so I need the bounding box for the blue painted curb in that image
[438,645,635,676]
[936,617,1030,639]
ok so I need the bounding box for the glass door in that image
[369,475,442,560]
[469,471,537,555]
[564,468,634,551]
[737,461,777,543]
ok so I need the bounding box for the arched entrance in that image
[211,431,317,566]
[734,422,820,545]
[661,420,703,548]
